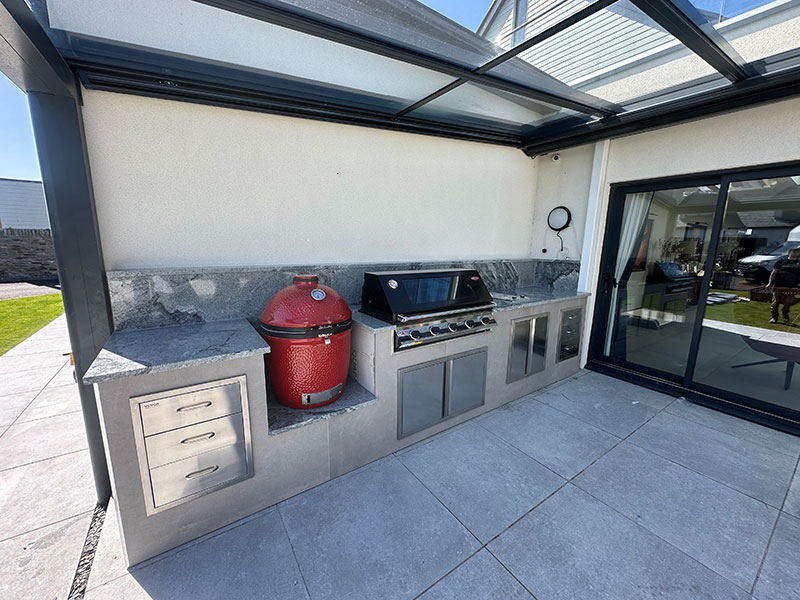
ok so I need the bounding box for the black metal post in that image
[27,91,113,505]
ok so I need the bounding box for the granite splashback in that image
[107,259,579,330]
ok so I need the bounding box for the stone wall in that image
[0,229,58,282]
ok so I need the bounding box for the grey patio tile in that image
[666,398,800,458]
[0,367,58,395]
[0,450,95,540]
[3,336,72,357]
[479,399,619,479]
[0,392,35,426]
[87,509,308,600]
[753,512,800,600]
[784,468,800,518]
[0,512,91,600]
[575,443,777,589]
[556,371,676,410]
[628,412,795,507]
[489,484,750,600]
[17,384,81,423]
[536,385,659,438]
[398,423,564,542]
[47,363,77,388]
[0,411,87,470]
[279,457,479,600]
[0,351,69,375]
[417,549,533,600]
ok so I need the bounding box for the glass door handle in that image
[602,273,617,293]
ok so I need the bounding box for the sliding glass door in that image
[592,166,800,427]
[600,183,717,379]
[692,175,800,413]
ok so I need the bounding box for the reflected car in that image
[735,241,797,284]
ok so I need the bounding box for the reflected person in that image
[767,246,800,324]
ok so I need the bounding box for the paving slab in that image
[753,512,800,600]
[628,412,795,508]
[279,457,479,600]
[535,385,660,438]
[0,351,69,375]
[479,398,619,478]
[0,367,59,395]
[489,484,750,600]
[417,549,533,600]
[0,450,96,541]
[666,398,800,458]
[0,512,90,600]
[0,391,36,426]
[784,468,800,518]
[3,335,72,357]
[0,281,60,300]
[555,371,676,410]
[575,442,777,589]
[0,410,87,470]
[398,423,564,542]
[17,383,81,423]
[48,363,77,388]
[85,508,308,600]
[86,498,126,592]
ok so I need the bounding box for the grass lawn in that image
[0,294,65,355]
[704,288,800,334]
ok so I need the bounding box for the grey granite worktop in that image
[492,286,590,313]
[267,377,377,435]
[83,319,270,385]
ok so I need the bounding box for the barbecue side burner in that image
[360,269,497,350]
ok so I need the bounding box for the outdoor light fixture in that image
[547,206,572,252]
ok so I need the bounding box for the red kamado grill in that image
[259,275,351,409]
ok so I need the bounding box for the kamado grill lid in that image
[259,275,352,337]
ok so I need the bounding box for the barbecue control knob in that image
[430,326,441,336]
[409,330,422,340]
[479,316,492,326]
[448,323,458,332]
[465,319,476,328]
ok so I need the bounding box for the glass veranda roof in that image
[27,0,800,152]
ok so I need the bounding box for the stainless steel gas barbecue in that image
[360,269,497,350]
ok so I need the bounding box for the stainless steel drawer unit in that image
[558,307,582,362]
[130,376,253,515]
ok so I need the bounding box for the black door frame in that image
[588,160,800,436]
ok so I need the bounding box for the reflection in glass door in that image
[602,185,717,378]
[692,176,800,413]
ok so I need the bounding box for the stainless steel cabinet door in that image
[447,350,487,416]
[399,362,445,437]
[508,319,530,383]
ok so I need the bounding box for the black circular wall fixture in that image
[547,206,572,252]
[547,206,572,231]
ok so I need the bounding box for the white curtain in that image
[604,191,654,355]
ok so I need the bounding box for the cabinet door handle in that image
[180,431,216,445]
[185,465,219,480]
[177,401,212,412]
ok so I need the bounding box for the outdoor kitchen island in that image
[85,272,587,567]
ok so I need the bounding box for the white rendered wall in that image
[529,144,595,261]
[80,89,537,269]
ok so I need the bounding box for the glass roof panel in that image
[407,81,586,134]
[682,0,800,70]
[484,0,726,107]
[39,0,458,112]
[255,0,509,69]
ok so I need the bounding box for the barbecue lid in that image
[360,269,493,323]
[260,275,352,330]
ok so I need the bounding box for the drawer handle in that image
[176,401,212,413]
[567,314,578,320]
[185,465,219,480]
[564,327,575,334]
[180,431,216,445]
